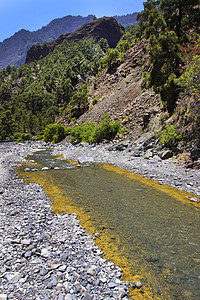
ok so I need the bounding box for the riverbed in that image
[0,140,200,300]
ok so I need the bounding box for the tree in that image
[70,83,88,111]
[137,0,200,113]
[160,0,200,41]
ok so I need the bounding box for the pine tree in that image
[137,0,200,113]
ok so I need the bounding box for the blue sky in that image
[0,0,144,42]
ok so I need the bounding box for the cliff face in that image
[25,17,125,64]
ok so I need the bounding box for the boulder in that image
[159,150,173,160]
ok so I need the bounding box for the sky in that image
[0,0,144,42]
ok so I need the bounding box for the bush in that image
[43,123,68,143]
[13,132,21,140]
[70,114,124,144]
[158,124,182,148]
[16,133,32,143]
[92,96,99,105]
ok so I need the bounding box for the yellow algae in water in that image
[16,166,157,300]
[101,164,200,209]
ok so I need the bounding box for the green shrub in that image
[92,96,99,105]
[70,121,96,143]
[158,124,182,148]
[33,130,45,140]
[43,123,68,143]
[70,114,124,144]
[13,132,21,140]
[16,133,32,143]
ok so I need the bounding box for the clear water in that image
[24,150,200,299]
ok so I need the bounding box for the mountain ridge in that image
[0,13,138,70]
[25,17,125,64]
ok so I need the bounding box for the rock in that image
[21,239,32,245]
[59,265,67,272]
[83,293,93,300]
[114,144,128,151]
[24,250,32,258]
[63,282,71,293]
[41,248,51,258]
[144,150,153,159]
[64,294,75,300]
[87,265,97,276]
[57,294,65,300]
[159,150,173,160]
[108,281,118,288]
[74,281,83,292]
[51,274,58,286]
[78,156,94,164]
[40,266,49,276]
[132,151,141,157]
[130,281,136,288]
[190,148,200,160]
[136,281,142,288]
[5,273,21,283]
[190,197,199,202]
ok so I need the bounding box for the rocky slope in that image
[61,39,163,139]
[0,13,138,70]
[25,17,125,64]
[59,38,200,167]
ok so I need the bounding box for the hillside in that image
[0,13,138,70]
[59,38,163,140]
[0,17,126,140]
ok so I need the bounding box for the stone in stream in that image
[190,197,199,202]
[136,281,142,288]
[77,156,94,164]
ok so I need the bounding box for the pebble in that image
[190,197,199,202]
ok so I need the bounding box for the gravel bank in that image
[0,141,132,300]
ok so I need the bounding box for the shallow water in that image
[23,150,200,299]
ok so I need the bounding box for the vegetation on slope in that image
[137,0,200,113]
[0,24,136,141]
[0,38,109,140]
[136,0,200,148]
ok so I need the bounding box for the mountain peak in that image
[25,17,125,64]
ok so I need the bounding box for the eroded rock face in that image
[25,17,124,64]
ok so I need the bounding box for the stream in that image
[20,149,200,299]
